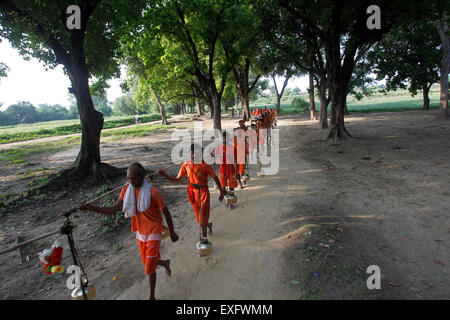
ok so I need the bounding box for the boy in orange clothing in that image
[234,120,249,186]
[79,162,179,300]
[214,131,240,199]
[159,144,224,239]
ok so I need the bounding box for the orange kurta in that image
[177,161,216,227]
[119,185,166,275]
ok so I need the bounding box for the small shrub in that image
[291,97,310,113]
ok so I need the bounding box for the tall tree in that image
[0,0,146,181]
[278,0,436,140]
[435,14,449,119]
[138,0,248,130]
[369,20,441,110]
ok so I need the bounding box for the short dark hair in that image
[128,162,146,178]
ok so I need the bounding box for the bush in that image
[291,97,309,113]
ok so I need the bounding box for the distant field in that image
[0,114,168,144]
[0,89,442,144]
[252,90,441,114]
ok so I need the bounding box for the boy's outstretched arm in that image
[79,199,123,215]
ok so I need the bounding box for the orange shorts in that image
[137,240,161,275]
[219,171,238,188]
[187,185,210,227]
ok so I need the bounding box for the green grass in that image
[0,114,168,144]
[251,90,441,115]
[100,123,174,139]
[0,136,80,165]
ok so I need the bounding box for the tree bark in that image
[435,16,449,120]
[196,98,204,116]
[241,96,250,121]
[324,26,354,140]
[233,59,259,122]
[326,65,351,139]
[308,72,318,120]
[317,79,329,129]
[272,75,290,113]
[422,82,430,110]
[344,100,350,115]
[65,27,105,180]
[209,90,222,130]
[151,88,168,125]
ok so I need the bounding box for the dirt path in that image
[117,118,308,300]
[0,111,448,300]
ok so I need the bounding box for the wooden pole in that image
[0,229,62,256]
[1,162,185,256]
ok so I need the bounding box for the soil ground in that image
[0,111,448,300]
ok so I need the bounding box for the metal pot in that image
[224,194,237,205]
[257,170,265,177]
[71,283,96,300]
[244,173,250,181]
[196,239,213,256]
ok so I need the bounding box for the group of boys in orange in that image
[77,113,276,300]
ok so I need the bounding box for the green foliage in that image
[291,97,309,113]
[0,0,147,83]
[4,101,39,124]
[112,94,138,115]
[0,61,9,81]
[25,176,51,188]
[369,19,441,96]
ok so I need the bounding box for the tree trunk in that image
[241,96,250,121]
[422,82,430,110]
[344,100,350,115]
[325,31,352,140]
[210,92,222,130]
[318,80,329,129]
[72,80,103,179]
[272,75,290,113]
[233,60,254,122]
[308,72,318,120]
[435,16,449,120]
[327,78,351,140]
[180,100,186,115]
[67,32,104,180]
[151,88,168,125]
[173,103,181,115]
[196,98,204,116]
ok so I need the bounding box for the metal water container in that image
[71,283,96,300]
[196,239,213,256]
[224,194,237,205]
